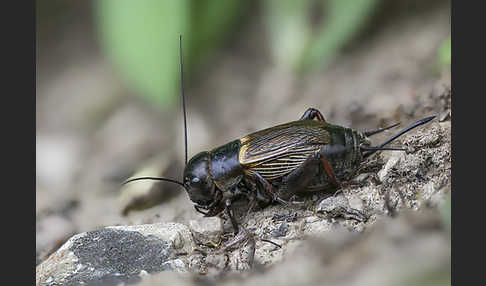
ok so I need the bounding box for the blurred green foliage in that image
[394,268,451,286]
[95,0,381,106]
[265,0,380,73]
[95,0,245,107]
[440,193,451,232]
[437,36,451,69]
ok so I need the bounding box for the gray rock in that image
[377,152,404,182]
[188,217,223,246]
[316,195,367,222]
[36,223,194,286]
[271,223,289,237]
[36,214,76,263]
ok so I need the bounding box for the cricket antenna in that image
[363,115,436,159]
[180,35,188,165]
[122,177,186,189]
[363,122,401,137]
[121,36,189,189]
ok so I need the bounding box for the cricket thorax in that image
[209,140,244,191]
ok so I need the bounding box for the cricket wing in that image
[238,120,331,180]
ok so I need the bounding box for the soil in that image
[36,1,451,284]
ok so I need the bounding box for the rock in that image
[137,270,194,286]
[188,217,223,246]
[354,172,371,184]
[271,212,298,223]
[377,151,404,182]
[439,110,450,122]
[302,216,333,235]
[36,214,76,264]
[204,253,228,271]
[217,210,450,286]
[316,195,367,222]
[348,195,364,211]
[228,236,256,272]
[36,223,195,286]
[271,223,289,237]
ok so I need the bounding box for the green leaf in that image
[440,194,451,232]
[438,36,451,68]
[264,0,311,71]
[95,0,245,108]
[96,0,191,106]
[189,1,244,64]
[264,0,380,73]
[301,0,379,71]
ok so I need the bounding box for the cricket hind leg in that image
[279,152,323,200]
[299,108,326,122]
[318,145,362,190]
[280,145,361,199]
[279,152,367,221]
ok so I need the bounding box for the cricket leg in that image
[220,226,253,252]
[251,172,291,206]
[318,145,360,190]
[224,189,251,233]
[299,108,326,122]
[279,152,322,199]
[318,155,341,188]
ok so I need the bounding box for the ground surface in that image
[37,1,450,285]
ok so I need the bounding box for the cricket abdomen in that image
[275,127,364,197]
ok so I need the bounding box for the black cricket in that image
[123,36,435,232]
